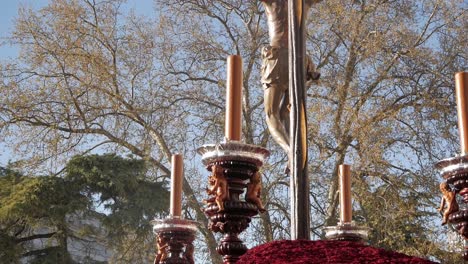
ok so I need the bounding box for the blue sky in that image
[0,0,48,59]
[0,0,155,166]
[0,0,155,59]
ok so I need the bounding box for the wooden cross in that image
[288,0,310,240]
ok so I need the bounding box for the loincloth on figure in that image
[261,45,320,90]
[261,45,289,91]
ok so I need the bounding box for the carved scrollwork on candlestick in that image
[204,164,229,212]
[246,171,266,213]
[155,236,169,264]
[438,182,460,225]
[198,141,270,264]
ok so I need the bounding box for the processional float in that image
[150,0,467,261]
[150,0,367,263]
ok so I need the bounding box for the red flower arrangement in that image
[237,240,438,264]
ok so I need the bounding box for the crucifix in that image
[260,0,321,240]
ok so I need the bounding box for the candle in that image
[339,164,352,223]
[225,55,243,141]
[455,72,468,155]
[170,154,183,217]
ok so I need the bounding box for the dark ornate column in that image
[436,154,468,261]
[151,217,198,264]
[198,141,270,264]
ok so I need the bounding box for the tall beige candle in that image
[455,72,468,155]
[225,55,243,141]
[339,164,352,223]
[170,154,183,217]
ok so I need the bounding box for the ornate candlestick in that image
[151,217,198,264]
[436,155,468,260]
[151,154,198,264]
[324,164,370,244]
[197,141,270,264]
[198,55,269,263]
[436,72,468,260]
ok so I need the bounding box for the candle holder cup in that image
[324,221,370,244]
[197,141,270,264]
[436,154,468,260]
[151,216,198,264]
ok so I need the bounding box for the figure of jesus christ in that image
[260,0,321,154]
